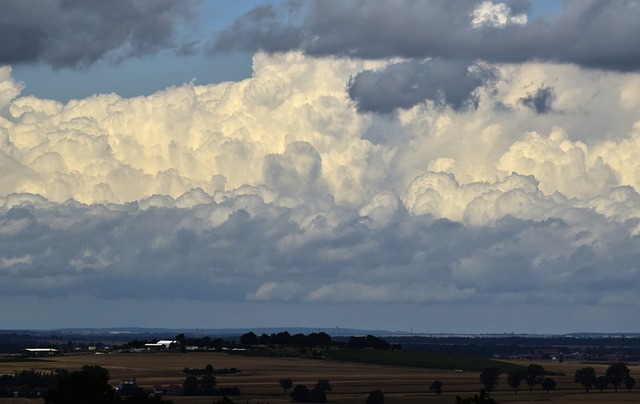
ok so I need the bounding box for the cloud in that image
[347,59,497,113]
[0,0,198,67]
[471,1,527,28]
[211,0,640,72]
[3,51,640,331]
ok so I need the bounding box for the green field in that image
[324,349,524,372]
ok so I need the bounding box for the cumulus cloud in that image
[471,1,528,28]
[0,0,198,67]
[3,50,640,331]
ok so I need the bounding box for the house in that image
[144,340,177,350]
[22,348,58,355]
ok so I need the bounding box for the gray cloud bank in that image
[210,0,640,72]
[2,188,638,309]
[0,0,196,67]
[210,0,640,115]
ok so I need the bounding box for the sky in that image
[1,0,640,334]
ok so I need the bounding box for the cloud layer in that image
[2,1,640,332]
[0,0,196,67]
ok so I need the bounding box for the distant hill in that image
[1,327,410,338]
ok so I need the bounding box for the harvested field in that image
[0,352,639,403]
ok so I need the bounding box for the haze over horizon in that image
[2,0,640,334]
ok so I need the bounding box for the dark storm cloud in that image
[347,59,498,113]
[2,191,640,307]
[0,0,198,68]
[210,0,640,72]
[520,86,556,114]
[210,3,305,55]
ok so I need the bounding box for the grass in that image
[324,349,524,372]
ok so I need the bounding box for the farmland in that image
[1,351,639,403]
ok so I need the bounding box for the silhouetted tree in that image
[541,377,556,393]
[212,397,237,404]
[366,390,384,404]
[240,332,258,346]
[595,375,608,392]
[204,364,214,374]
[201,373,216,395]
[120,392,174,403]
[310,379,331,402]
[182,376,199,396]
[524,364,545,394]
[575,367,597,393]
[625,376,635,392]
[606,362,630,392]
[455,390,499,404]
[429,380,443,395]
[507,369,524,394]
[279,378,293,395]
[45,368,114,404]
[81,365,110,379]
[290,380,331,403]
[479,368,500,394]
[290,384,310,402]
[175,333,186,353]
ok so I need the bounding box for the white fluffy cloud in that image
[471,1,527,28]
[3,52,640,331]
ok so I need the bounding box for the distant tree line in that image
[44,365,172,404]
[239,331,400,351]
[346,335,400,350]
[289,379,332,403]
[574,363,635,393]
[0,369,57,398]
[181,364,241,397]
[182,364,239,376]
[240,331,334,347]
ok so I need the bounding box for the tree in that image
[45,368,114,404]
[182,375,199,396]
[120,392,174,403]
[625,376,635,392]
[524,364,545,394]
[606,362,630,392]
[507,370,524,394]
[175,333,186,353]
[290,384,310,402]
[429,380,443,395]
[279,379,293,395]
[204,364,214,374]
[595,375,608,392]
[479,368,500,395]
[240,332,258,346]
[201,373,217,395]
[541,377,556,393]
[212,398,237,404]
[310,379,331,403]
[315,379,332,393]
[81,365,110,379]
[575,367,597,393]
[455,390,499,404]
[366,390,385,404]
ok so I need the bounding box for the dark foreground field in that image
[1,352,639,403]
